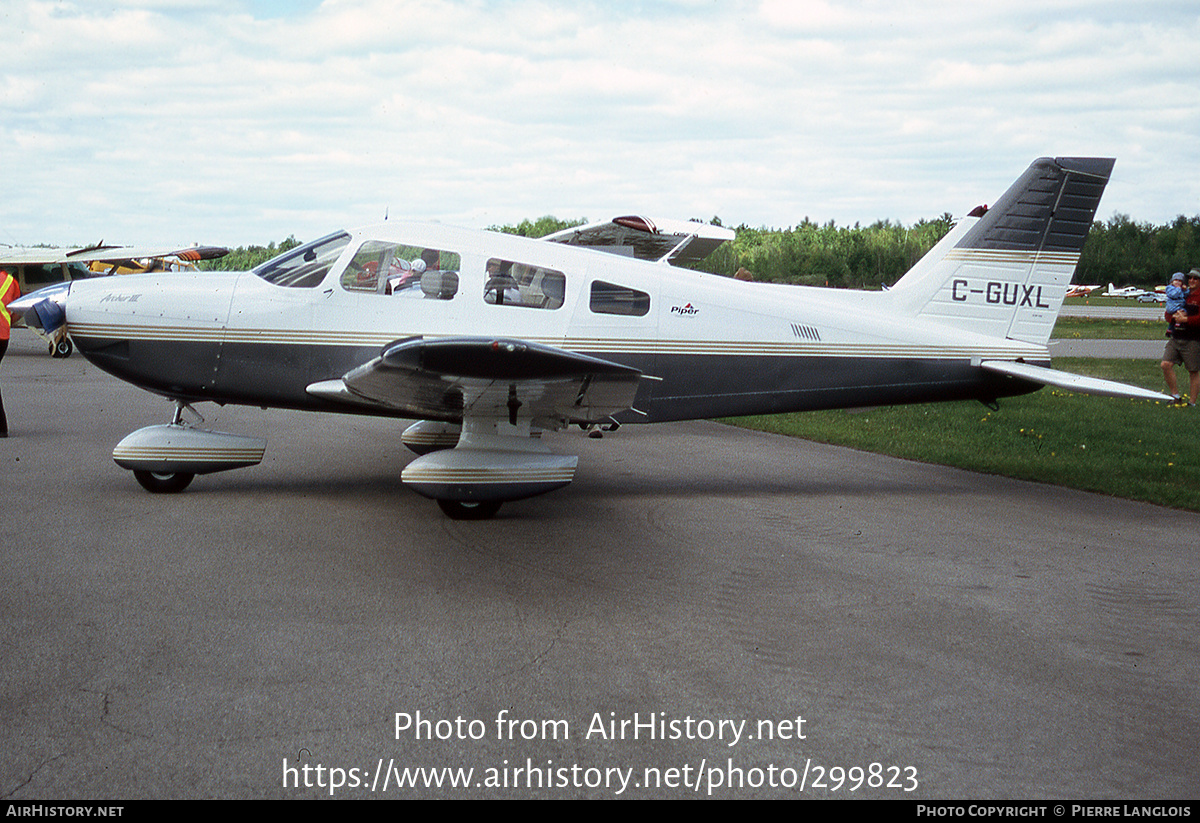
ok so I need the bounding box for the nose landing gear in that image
[113,401,266,493]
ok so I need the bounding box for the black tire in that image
[437,499,502,520]
[55,338,73,358]
[133,470,195,494]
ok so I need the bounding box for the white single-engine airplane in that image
[10,157,1170,518]
[1105,282,1149,298]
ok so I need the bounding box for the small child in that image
[1166,272,1188,316]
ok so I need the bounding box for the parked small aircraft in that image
[1,242,228,356]
[10,157,1169,518]
[1105,282,1148,298]
[1064,284,1101,298]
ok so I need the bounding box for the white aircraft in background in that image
[10,157,1169,518]
[1105,282,1148,298]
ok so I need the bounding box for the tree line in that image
[202,236,302,271]
[203,213,1200,290]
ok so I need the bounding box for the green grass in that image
[1052,317,1164,339]
[723,359,1199,511]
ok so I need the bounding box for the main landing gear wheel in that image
[133,470,195,494]
[49,338,72,358]
[437,499,503,520]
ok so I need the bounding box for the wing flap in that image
[981,360,1174,402]
[307,337,643,425]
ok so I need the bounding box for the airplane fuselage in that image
[19,158,1151,516]
[63,221,1046,424]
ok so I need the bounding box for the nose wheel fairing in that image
[112,415,266,490]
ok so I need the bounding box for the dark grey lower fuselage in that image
[74,333,1042,424]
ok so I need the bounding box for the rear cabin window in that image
[590,280,650,316]
[483,258,565,309]
[340,241,460,300]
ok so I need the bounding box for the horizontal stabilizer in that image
[980,360,1174,402]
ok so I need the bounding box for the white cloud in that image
[0,0,1195,247]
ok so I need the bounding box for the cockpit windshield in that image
[252,232,351,288]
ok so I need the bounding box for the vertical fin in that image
[890,157,1114,345]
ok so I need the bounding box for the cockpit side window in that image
[253,232,351,288]
[483,258,565,309]
[340,242,460,300]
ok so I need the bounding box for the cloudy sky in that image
[2,0,1196,248]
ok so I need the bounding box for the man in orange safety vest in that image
[0,268,20,436]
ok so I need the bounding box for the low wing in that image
[306,337,643,427]
[541,216,734,265]
[981,360,1173,402]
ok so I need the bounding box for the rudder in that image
[890,157,1114,345]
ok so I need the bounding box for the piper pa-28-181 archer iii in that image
[11,157,1170,518]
